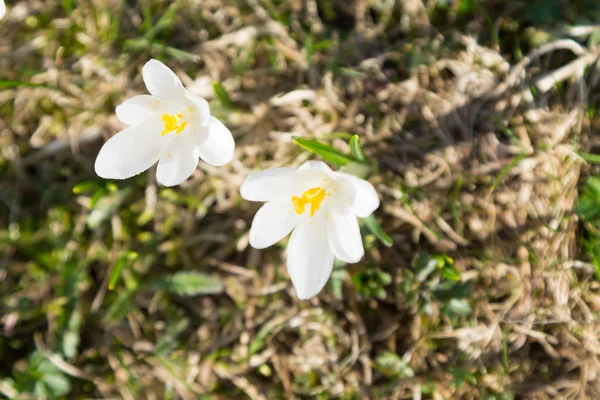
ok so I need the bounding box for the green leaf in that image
[352,268,392,299]
[212,81,236,109]
[62,332,79,359]
[441,265,461,281]
[143,1,181,41]
[339,162,371,179]
[109,251,138,290]
[144,271,223,296]
[62,310,82,359]
[446,298,472,316]
[249,321,278,355]
[42,374,71,397]
[575,177,600,221]
[579,152,600,164]
[374,352,414,378]
[304,32,313,64]
[293,137,357,167]
[583,238,600,281]
[364,214,393,247]
[72,181,101,194]
[458,0,475,13]
[432,281,471,301]
[349,135,367,162]
[62,0,76,12]
[416,258,437,282]
[489,154,526,193]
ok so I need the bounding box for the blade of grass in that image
[212,82,236,109]
[109,252,138,290]
[579,152,600,164]
[364,214,393,247]
[293,137,357,167]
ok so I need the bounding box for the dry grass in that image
[1,0,600,399]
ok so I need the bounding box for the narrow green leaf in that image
[144,271,223,296]
[349,135,367,162]
[293,137,356,166]
[109,252,138,290]
[72,181,100,194]
[143,1,181,41]
[502,327,509,370]
[212,81,236,109]
[62,310,82,359]
[364,214,393,247]
[249,323,275,356]
[89,188,108,209]
[489,154,526,193]
[304,32,313,64]
[580,152,600,164]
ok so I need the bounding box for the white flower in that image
[240,160,380,299]
[0,0,6,19]
[95,59,235,187]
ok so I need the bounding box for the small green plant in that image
[352,267,392,299]
[373,352,414,378]
[8,352,71,398]
[399,253,472,321]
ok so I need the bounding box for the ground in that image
[1,0,600,399]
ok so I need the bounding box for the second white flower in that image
[240,160,380,299]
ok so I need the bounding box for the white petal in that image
[156,134,200,187]
[0,1,6,19]
[335,172,380,218]
[298,160,336,179]
[185,93,210,126]
[240,168,297,202]
[249,198,299,249]
[142,59,186,102]
[326,201,364,263]
[197,117,235,167]
[287,219,334,300]
[115,95,173,126]
[95,119,170,180]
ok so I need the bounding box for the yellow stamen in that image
[292,187,328,216]
[161,113,187,136]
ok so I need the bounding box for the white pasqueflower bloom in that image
[95,59,235,187]
[240,160,380,299]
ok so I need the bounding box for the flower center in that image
[292,187,328,217]
[161,113,187,136]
